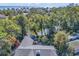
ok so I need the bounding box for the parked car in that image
[69,33,79,41]
[30,35,37,41]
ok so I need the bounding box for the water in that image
[0,6,28,10]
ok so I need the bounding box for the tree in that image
[0,18,20,36]
[54,31,69,56]
[0,40,12,56]
[14,15,27,41]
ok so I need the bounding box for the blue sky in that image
[0,3,77,8]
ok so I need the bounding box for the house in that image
[14,35,57,56]
[0,14,6,19]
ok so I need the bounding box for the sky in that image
[0,3,71,8]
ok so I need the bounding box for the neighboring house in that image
[0,14,6,19]
[37,28,49,36]
[55,26,61,32]
[23,13,28,16]
[14,35,57,56]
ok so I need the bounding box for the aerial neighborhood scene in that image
[0,3,79,56]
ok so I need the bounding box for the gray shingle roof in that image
[0,14,6,19]
[15,45,57,56]
[14,36,57,56]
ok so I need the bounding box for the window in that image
[35,50,40,56]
